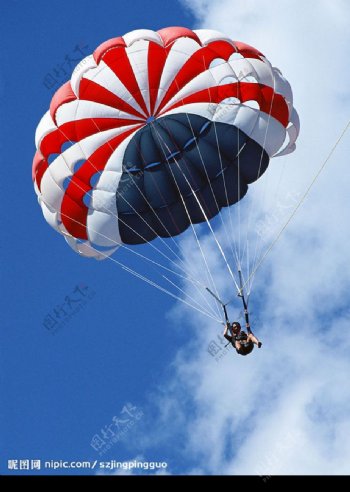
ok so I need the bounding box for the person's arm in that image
[223,322,232,342]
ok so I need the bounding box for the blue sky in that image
[1,0,350,477]
[0,0,195,476]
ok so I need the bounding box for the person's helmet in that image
[231,321,241,331]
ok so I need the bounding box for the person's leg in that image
[247,333,262,347]
[234,340,242,351]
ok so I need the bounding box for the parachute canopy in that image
[33,27,299,260]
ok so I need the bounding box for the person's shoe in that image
[258,341,262,348]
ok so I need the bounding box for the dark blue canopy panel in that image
[117,113,269,244]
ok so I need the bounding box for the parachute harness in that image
[206,266,251,328]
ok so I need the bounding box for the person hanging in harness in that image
[207,270,262,357]
[224,272,262,356]
[223,320,262,356]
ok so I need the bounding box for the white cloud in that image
[135,0,350,476]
